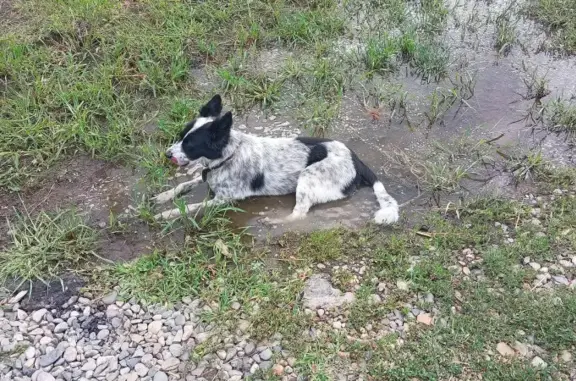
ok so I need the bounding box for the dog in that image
[153,95,399,225]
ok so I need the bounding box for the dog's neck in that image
[202,130,245,169]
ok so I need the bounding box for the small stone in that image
[39,346,64,367]
[148,321,163,335]
[560,350,572,363]
[97,329,110,340]
[416,313,433,326]
[332,321,343,329]
[154,372,168,381]
[244,343,256,355]
[134,363,149,377]
[250,363,259,374]
[24,346,36,360]
[462,267,471,275]
[64,347,77,362]
[217,350,227,360]
[259,348,272,361]
[370,294,382,304]
[31,308,48,323]
[272,364,284,376]
[102,291,118,305]
[529,262,541,271]
[54,322,69,333]
[174,314,186,326]
[496,342,516,357]
[396,280,409,291]
[9,290,27,304]
[161,357,180,371]
[231,302,241,310]
[552,275,569,285]
[317,309,325,317]
[36,371,56,381]
[531,356,547,369]
[169,344,183,357]
[82,359,97,371]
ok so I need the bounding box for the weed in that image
[542,98,576,142]
[0,209,97,288]
[410,40,450,82]
[363,35,400,73]
[525,0,576,54]
[298,229,343,263]
[495,14,517,56]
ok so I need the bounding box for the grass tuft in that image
[0,209,97,287]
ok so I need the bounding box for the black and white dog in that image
[153,95,399,225]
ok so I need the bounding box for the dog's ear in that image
[210,111,233,141]
[199,94,223,117]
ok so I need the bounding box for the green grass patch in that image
[298,228,344,263]
[526,0,576,54]
[0,209,97,287]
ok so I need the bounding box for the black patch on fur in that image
[182,112,233,161]
[343,151,378,195]
[199,94,223,117]
[250,173,265,191]
[296,137,332,167]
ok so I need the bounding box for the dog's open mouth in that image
[170,157,179,165]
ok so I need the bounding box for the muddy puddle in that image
[153,0,576,240]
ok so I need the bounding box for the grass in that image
[526,0,576,54]
[542,98,576,142]
[0,208,97,288]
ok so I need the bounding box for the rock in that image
[134,363,149,377]
[416,313,433,326]
[63,347,77,362]
[552,275,569,285]
[102,291,117,305]
[250,363,259,374]
[496,342,516,357]
[39,346,64,367]
[462,267,471,275]
[244,343,256,355]
[82,359,97,371]
[260,361,272,370]
[512,341,530,357]
[217,350,227,360]
[174,314,185,326]
[161,358,180,371]
[332,321,343,329]
[302,274,355,309]
[9,290,27,304]
[54,322,69,333]
[154,372,168,381]
[97,329,110,340]
[531,356,547,369]
[259,348,272,361]
[31,309,48,323]
[169,344,183,357]
[36,371,56,381]
[148,321,163,335]
[529,262,541,271]
[272,364,284,376]
[24,346,36,360]
[317,309,325,317]
[370,294,382,304]
[396,280,409,291]
[231,302,241,310]
[237,320,250,332]
[560,350,572,363]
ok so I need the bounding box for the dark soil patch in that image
[15,274,85,312]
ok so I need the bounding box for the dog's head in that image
[166,94,233,167]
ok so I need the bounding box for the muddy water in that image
[160,0,576,239]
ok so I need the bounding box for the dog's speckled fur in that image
[154,95,399,224]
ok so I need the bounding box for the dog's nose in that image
[165,152,173,159]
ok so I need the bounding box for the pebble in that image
[531,356,547,369]
[148,321,163,335]
[36,371,56,381]
[154,372,168,381]
[529,262,541,271]
[396,280,409,291]
[496,342,516,357]
[259,348,273,361]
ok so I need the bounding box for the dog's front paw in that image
[152,189,176,204]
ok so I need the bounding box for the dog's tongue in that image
[170,157,179,165]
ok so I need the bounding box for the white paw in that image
[152,190,176,204]
[374,208,399,225]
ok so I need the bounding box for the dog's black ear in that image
[210,111,233,141]
[199,94,223,117]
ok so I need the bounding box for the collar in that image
[201,154,234,182]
